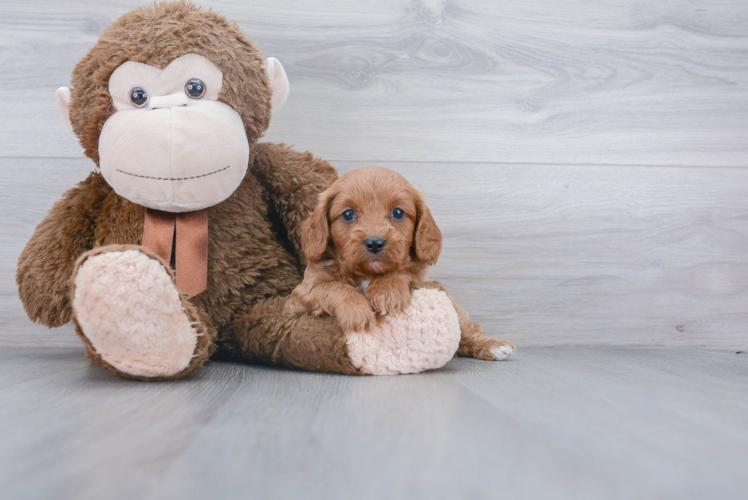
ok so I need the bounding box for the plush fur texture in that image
[345,288,461,375]
[73,248,200,377]
[17,137,358,378]
[16,2,512,379]
[70,244,217,381]
[17,1,359,379]
[68,2,271,165]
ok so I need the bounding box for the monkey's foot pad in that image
[73,249,198,378]
[345,288,462,375]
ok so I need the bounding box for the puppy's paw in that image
[365,280,412,316]
[464,338,516,361]
[335,300,377,332]
[285,294,307,315]
[489,342,515,360]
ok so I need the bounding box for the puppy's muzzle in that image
[364,237,386,254]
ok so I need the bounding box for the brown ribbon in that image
[142,209,208,297]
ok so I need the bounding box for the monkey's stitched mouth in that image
[115,165,230,181]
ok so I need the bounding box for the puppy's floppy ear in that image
[302,187,336,262]
[413,191,442,265]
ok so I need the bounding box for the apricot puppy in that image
[287,166,515,361]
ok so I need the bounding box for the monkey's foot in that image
[71,245,214,380]
[345,288,461,375]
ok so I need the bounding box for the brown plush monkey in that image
[17,2,512,380]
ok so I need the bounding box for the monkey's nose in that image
[364,237,386,254]
[149,93,189,109]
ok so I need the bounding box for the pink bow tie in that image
[141,209,208,297]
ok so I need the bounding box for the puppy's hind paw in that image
[490,343,515,360]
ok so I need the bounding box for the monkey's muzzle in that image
[98,99,249,212]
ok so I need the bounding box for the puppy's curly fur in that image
[288,166,515,360]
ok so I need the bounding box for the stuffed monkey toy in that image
[16,2,511,380]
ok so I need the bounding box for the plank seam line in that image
[2,156,747,170]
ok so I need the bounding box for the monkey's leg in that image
[218,297,362,375]
[219,286,465,376]
[71,245,216,381]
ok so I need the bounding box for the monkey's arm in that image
[251,142,338,257]
[16,174,108,327]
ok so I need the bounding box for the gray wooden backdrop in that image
[2,0,747,348]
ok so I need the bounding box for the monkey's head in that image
[56,2,289,212]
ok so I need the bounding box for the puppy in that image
[287,166,515,361]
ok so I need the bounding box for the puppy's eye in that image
[130,87,148,107]
[391,208,405,220]
[342,209,356,222]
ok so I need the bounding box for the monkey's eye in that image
[391,208,405,220]
[342,209,356,222]
[129,87,148,107]
[185,79,206,99]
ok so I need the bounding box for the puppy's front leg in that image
[365,273,413,316]
[295,281,377,332]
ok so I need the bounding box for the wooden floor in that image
[2,1,748,498]
[0,346,746,500]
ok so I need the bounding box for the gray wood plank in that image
[0,347,248,500]
[0,346,745,499]
[4,158,747,347]
[1,0,747,166]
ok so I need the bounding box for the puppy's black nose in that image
[364,237,386,254]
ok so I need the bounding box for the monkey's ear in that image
[262,57,289,115]
[56,87,73,131]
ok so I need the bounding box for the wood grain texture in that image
[3,158,747,348]
[0,346,745,499]
[0,0,747,165]
[2,3,747,499]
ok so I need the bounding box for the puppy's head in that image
[302,166,442,275]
